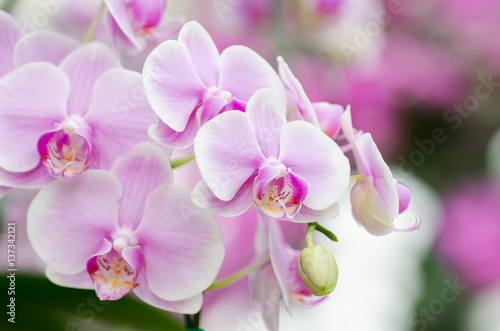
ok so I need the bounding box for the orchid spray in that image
[0,2,420,330]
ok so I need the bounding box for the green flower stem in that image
[170,154,196,169]
[315,223,339,242]
[205,253,270,291]
[1,0,16,11]
[82,1,106,44]
[306,222,317,247]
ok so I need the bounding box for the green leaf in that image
[0,274,183,331]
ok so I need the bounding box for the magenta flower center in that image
[38,117,91,178]
[254,166,306,219]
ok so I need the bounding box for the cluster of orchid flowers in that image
[0,2,419,330]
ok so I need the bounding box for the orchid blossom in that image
[341,107,419,235]
[0,42,154,189]
[192,88,349,222]
[27,143,225,313]
[143,21,286,148]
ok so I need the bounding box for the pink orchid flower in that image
[0,42,154,189]
[253,219,325,331]
[143,21,286,149]
[192,88,349,222]
[105,0,170,52]
[341,107,418,235]
[27,143,224,313]
[278,56,343,139]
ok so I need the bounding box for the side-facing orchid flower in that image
[192,88,349,222]
[105,0,179,53]
[252,219,326,331]
[143,21,286,149]
[0,42,154,189]
[278,56,343,139]
[27,143,225,313]
[341,107,419,235]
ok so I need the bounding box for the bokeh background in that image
[1,0,499,330]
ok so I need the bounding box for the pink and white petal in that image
[143,40,206,132]
[292,203,340,223]
[134,186,224,301]
[245,89,287,158]
[27,170,121,275]
[269,220,295,313]
[219,45,286,105]
[279,121,350,210]
[178,21,220,88]
[127,0,166,28]
[13,31,78,68]
[105,0,142,50]
[357,133,398,219]
[396,181,411,214]
[84,69,155,170]
[277,56,319,127]
[350,181,394,236]
[0,10,20,77]
[46,265,93,289]
[0,63,69,172]
[59,42,120,117]
[133,271,203,314]
[251,263,282,331]
[0,163,53,189]
[340,106,366,172]
[191,177,255,217]
[200,95,228,125]
[148,113,198,149]
[111,143,173,230]
[313,102,343,139]
[194,111,265,201]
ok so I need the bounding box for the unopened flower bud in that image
[297,245,338,296]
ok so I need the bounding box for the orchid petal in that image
[252,263,281,331]
[178,21,220,88]
[277,56,319,127]
[279,121,350,210]
[148,113,198,149]
[396,181,411,214]
[84,69,155,170]
[350,181,394,236]
[133,272,203,314]
[111,143,173,230]
[59,42,120,117]
[27,170,121,275]
[0,163,53,189]
[358,133,398,218]
[13,31,78,68]
[200,95,228,125]
[269,220,295,312]
[194,111,265,201]
[292,203,340,223]
[105,0,142,50]
[45,265,93,289]
[191,177,255,217]
[143,40,206,132]
[313,102,343,139]
[134,186,224,301]
[219,45,286,104]
[0,63,69,172]
[0,10,20,77]
[245,89,287,158]
[127,0,166,28]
